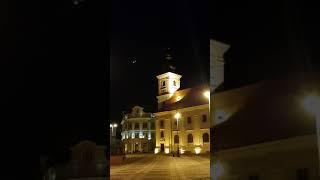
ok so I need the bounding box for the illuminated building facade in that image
[121,106,155,153]
[154,40,230,154]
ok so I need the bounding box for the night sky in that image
[211,1,320,89]
[2,0,319,166]
[110,1,209,122]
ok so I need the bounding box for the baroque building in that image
[121,106,155,153]
[154,40,230,155]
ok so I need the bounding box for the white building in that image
[121,106,155,153]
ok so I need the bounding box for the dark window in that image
[296,168,308,180]
[174,120,177,126]
[151,132,155,138]
[161,131,164,138]
[173,81,176,86]
[151,122,155,129]
[174,135,179,144]
[160,120,164,128]
[143,123,147,129]
[203,133,209,143]
[187,134,193,143]
[135,123,139,129]
[202,114,207,122]
[162,81,166,87]
[135,133,139,138]
[187,117,192,124]
[249,175,259,180]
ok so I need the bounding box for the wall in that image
[212,135,319,180]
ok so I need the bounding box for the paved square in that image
[111,154,210,180]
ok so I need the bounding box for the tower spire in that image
[161,47,176,73]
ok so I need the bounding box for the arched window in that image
[174,135,179,144]
[187,134,193,143]
[173,81,176,86]
[162,81,166,87]
[203,133,209,143]
[160,131,164,138]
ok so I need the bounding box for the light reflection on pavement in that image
[111,154,210,180]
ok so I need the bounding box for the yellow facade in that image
[154,104,210,154]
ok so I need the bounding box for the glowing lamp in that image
[195,147,201,154]
[180,148,185,154]
[154,148,159,154]
[165,148,170,154]
[174,112,181,119]
[203,91,210,99]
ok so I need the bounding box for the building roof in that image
[158,84,210,111]
[213,73,320,151]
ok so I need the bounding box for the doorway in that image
[160,144,164,153]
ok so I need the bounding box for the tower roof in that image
[160,48,176,73]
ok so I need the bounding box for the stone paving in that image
[110,154,210,180]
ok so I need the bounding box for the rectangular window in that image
[151,132,155,138]
[135,123,139,129]
[143,122,147,129]
[160,120,164,128]
[187,117,192,124]
[160,131,164,138]
[151,122,155,129]
[202,115,207,122]
[296,168,308,180]
[135,133,139,138]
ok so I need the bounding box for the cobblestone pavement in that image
[110,154,210,180]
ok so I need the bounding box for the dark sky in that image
[110,0,209,122]
[211,1,320,88]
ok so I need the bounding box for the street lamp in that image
[302,94,320,176]
[110,123,118,137]
[204,90,210,119]
[174,112,181,157]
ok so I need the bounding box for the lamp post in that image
[110,123,118,137]
[204,90,210,118]
[174,112,181,157]
[303,94,320,176]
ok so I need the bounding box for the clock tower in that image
[156,48,182,110]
